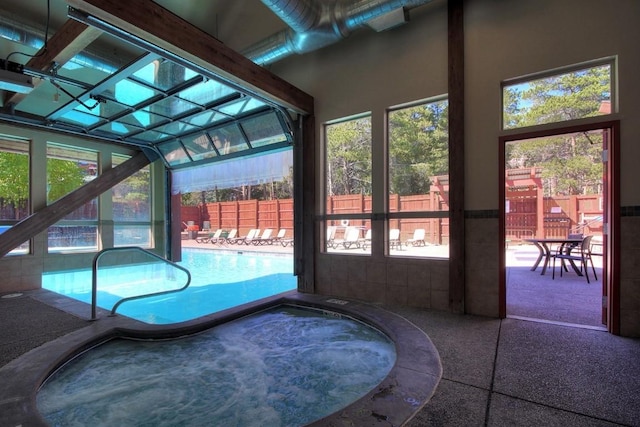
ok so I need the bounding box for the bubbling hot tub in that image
[1,293,442,426]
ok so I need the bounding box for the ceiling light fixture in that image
[0,68,34,93]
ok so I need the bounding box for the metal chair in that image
[551,235,597,283]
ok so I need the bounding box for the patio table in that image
[524,237,584,276]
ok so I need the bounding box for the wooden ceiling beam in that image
[67,0,314,115]
[4,19,102,106]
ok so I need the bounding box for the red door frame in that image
[498,120,620,334]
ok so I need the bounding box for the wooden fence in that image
[181,192,449,244]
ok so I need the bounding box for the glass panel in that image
[388,100,449,259]
[154,121,197,136]
[133,130,173,143]
[58,109,105,127]
[389,100,449,212]
[324,115,371,254]
[112,155,150,222]
[209,124,248,155]
[0,139,30,221]
[100,79,159,107]
[131,60,194,91]
[72,101,129,121]
[183,110,226,128]
[95,121,143,136]
[503,63,612,129]
[114,224,151,247]
[158,140,191,166]
[0,138,30,255]
[241,112,288,148]
[182,133,218,161]
[216,97,267,117]
[144,96,199,117]
[48,225,98,252]
[16,82,85,117]
[47,143,98,206]
[118,111,166,129]
[178,79,238,106]
[57,33,145,85]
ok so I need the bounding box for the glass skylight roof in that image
[6,23,292,170]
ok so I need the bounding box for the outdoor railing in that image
[91,246,191,320]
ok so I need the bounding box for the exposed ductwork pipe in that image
[244,0,434,66]
[0,13,116,74]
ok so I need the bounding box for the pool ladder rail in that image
[91,246,192,321]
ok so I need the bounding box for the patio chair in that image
[271,228,287,244]
[223,228,241,244]
[252,228,274,245]
[239,229,260,245]
[331,226,361,249]
[326,226,337,248]
[208,229,225,244]
[360,229,372,250]
[389,228,402,250]
[551,235,597,283]
[195,229,215,243]
[406,228,426,247]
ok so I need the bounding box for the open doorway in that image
[500,123,618,330]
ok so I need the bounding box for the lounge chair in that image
[326,226,337,249]
[331,226,361,249]
[271,228,287,244]
[406,228,426,247]
[195,231,212,243]
[208,229,225,244]
[252,228,274,245]
[360,229,372,250]
[389,228,402,249]
[238,229,260,245]
[223,228,240,244]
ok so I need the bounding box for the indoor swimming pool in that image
[42,248,296,324]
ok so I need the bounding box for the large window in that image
[388,98,449,258]
[324,114,372,253]
[113,154,151,247]
[47,143,99,252]
[502,61,613,130]
[0,137,30,254]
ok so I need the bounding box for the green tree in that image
[504,65,609,196]
[0,151,29,219]
[47,158,86,203]
[388,101,448,196]
[326,117,372,196]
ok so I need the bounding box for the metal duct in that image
[245,0,433,66]
[0,14,116,74]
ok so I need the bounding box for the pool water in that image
[37,306,397,427]
[42,249,296,324]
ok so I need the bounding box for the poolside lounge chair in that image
[326,226,337,249]
[360,229,372,250]
[238,229,260,245]
[252,228,274,245]
[208,229,225,244]
[331,227,362,249]
[389,228,402,250]
[271,228,287,244]
[195,231,212,243]
[406,228,426,247]
[223,228,239,244]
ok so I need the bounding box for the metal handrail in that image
[91,246,191,320]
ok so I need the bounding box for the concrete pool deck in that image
[1,289,639,426]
